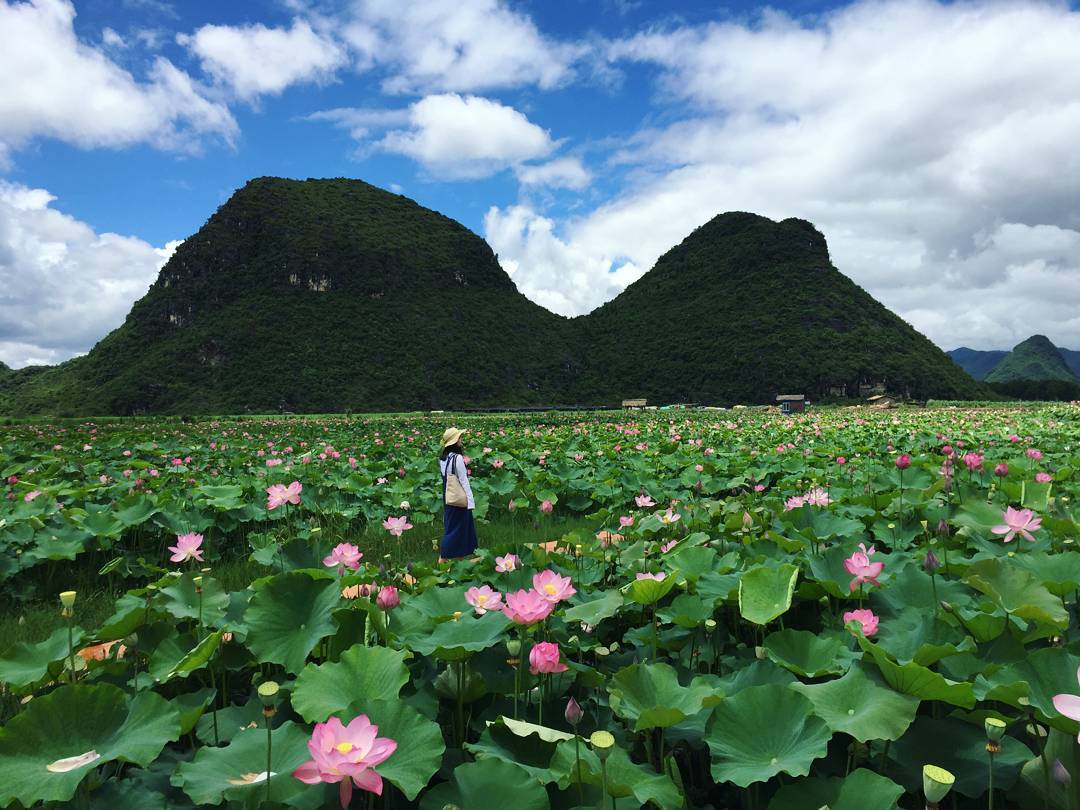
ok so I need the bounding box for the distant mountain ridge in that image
[0,177,987,415]
[949,339,1080,381]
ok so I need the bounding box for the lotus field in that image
[2,404,1080,809]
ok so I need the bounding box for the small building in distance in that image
[622,398,648,410]
[775,394,806,414]
[867,394,897,409]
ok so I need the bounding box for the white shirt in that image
[439,453,475,509]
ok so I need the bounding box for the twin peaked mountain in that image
[2,177,984,415]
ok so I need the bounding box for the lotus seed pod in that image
[506,639,521,656]
[59,591,76,609]
[984,717,1006,742]
[704,619,717,632]
[257,681,280,706]
[922,764,955,804]
[590,730,615,761]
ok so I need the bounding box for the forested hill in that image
[0,178,986,415]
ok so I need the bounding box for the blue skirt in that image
[441,505,478,559]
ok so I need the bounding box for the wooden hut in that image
[775,394,806,414]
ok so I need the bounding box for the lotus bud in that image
[939,600,954,614]
[1053,759,1071,787]
[984,717,1006,752]
[922,764,955,806]
[937,519,950,537]
[590,730,615,761]
[924,548,940,574]
[565,697,584,726]
[378,563,387,578]
[742,511,753,529]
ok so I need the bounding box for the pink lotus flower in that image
[293,715,397,806]
[1052,667,1080,742]
[529,641,568,675]
[492,459,504,469]
[895,454,911,470]
[804,487,831,507]
[836,456,846,465]
[994,463,1009,477]
[168,533,204,563]
[1036,472,1053,483]
[382,516,413,537]
[961,452,984,471]
[658,509,681,525]
[533,570,576,603]
[784,495,805,511]
[323,543,362,573]
[619,515,634,528]
[635,493,655,508]
[636,571,667,581]
[660,539,678,553]
[267,480,302,510]
[844,543,884,592]
[843,608,879,637]
[502,589,554,624]
[495,553,519,573]
[1027,448,1043,460]
[376,586,399,610]
[540,499,554,514]
[23,490,41,503]
[465,585,504,615]
[991,506,1042,544]
[754,484,765,492]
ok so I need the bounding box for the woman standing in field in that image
[439,427,477,560]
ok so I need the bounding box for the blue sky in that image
[3,0,1080,366]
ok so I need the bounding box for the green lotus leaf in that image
[344,699,445,801]
[609,662,723,730]
[172,687,217,735]
[705,684,831,787]
[500,716,576,743]
[406,611,510,661]
[563,589,625,625]
[466,718,562,783]
[666,545,720,582]
[963,558,1068,629]
[858,636,976,708]
[173,719,317,808]
[78,509,125,538]
[767,767,905,810]
[197,484,247,510]
[627,574,678,606]
[197,700,267,745]
[658,592,714,628]
[738,564,798,625]
[0,625,85,688]
[112,493,160,527]
[1018,727,1080,810]
[791,664,919,742]
[159,573,230,627]
[244,571,340,673]
[0,684,180,807]
[292,643,410,722]
[419,758,550,810]
[1013,551,1080,596]
[549,736,684,807]
[694,571,741,605]
[168,629,224,679]
[872,608,975,666]
[974,647,1080,731]
[407,585,469,618]
[762,628,855,677]
[887,716,1033,797]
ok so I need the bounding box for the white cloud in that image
[0,0,237,159]
[485,0,1080,349]
[0,182,177,368]
[377,93,555,178]
[179,18,348,100]
[342,0,585,94]
[515,157,591,190]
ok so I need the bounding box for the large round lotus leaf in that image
[549,736,683,807]
[762,628,854,677]
[405,611,511,661]
[1018,727,1080,810]
[658,592,714,627]
[767,768,904,810]
[963,557,1068,629]
[738,564,798,625]
[608,662,724,730]
[243,571,340,673]
[887,716,1033,797]
[112,492,160,526]
[171,687,217,736]
[0,625,85,688]
[791,664,919,742]
[419,758,550,810]
[627,574,677,605]
[159,573,230,627]
[563,590,625,625]
[705,684,831,787]
[173,719,318,808]
[466,718,562,783]
[858,635,976,708]
[0,683,180,806]
[975,646,1080,731]
[344,699,445,801]
[292,643,410,722]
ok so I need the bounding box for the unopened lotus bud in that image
[922,764,955,805]
[939,600,954,613]
[378,563,387,577]
[754,646,766,660]
[924,548,940,573]
[742,512,753,529]
[59,591,76,610]
[1053,759,1071,787]
[258,680,279,707]
[937,519,950,537]
[590,730,615,761]
[565,697,584,726]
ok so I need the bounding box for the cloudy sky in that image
[2,0,1080,368]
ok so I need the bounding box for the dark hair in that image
[440,442,464,460]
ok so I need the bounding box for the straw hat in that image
[441,427,466,448]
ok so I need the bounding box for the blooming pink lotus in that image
[619,515,635,528]
[529,641,568,675]
[168,533,204,563]
[783,495,805,511]
[376,586,399,610]
[804,487,831,507]
[465,585,504,615]
[844,543,884,592]
[658,509,681,525]
[502,589,555,624]
[991,506,1042,544]
[1052,667,1080,742]
[635,493,656,508]
[23,490,41,502]
[293,715,397,807]
[533,570,576,603]
[636,571,667,581]
[1036,472,1052,484]
[382,516,413,537]
[843,608,879,637]
[961,452,984,472]
[495,554,519,573]
[323,543,362,574]
[267,480,302,510]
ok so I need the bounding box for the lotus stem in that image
[988,749,995,810]
[573,734,584,806]
[66,617,76,684]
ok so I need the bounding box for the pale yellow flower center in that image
[335,743,354,754]
[477,595,487,605]
[544,584,557,595]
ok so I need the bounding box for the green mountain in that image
[984,335,1079,384]
[946,347,1009,381]
[0,178,987,415]
[573,213,985,403]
